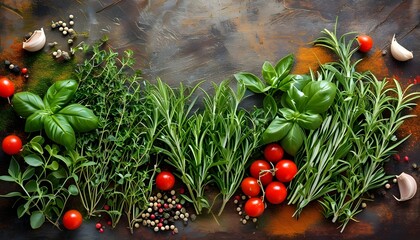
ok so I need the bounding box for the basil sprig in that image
[263,80,337,155]
[12,80,98,149]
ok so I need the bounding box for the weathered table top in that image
[1,0,419,239]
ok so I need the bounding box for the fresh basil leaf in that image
[262,61,277,85]
[276,74,295,91]
[43,79,78,113]
[303,81,337,114]
[290,74,311,90]
[281,123,304,156]
[262,116,293,143]
[43,115,76,149]
[278,108,297,121]
[30,211,45,229]
[263,95,277,119]
[25,110,48,132]
[297,113,323,130]
[274,54,294,82]
[57,104,99,132]
[234,72,270,93]
[285,86,308,111]
[12,92,45,118]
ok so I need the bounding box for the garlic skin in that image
[22,28,46,52]
[393,172,417,201]
[390,34,413,61]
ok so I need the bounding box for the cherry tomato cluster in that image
[240,143,298,218]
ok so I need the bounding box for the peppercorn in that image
[12,66,20,74]
[8,64,14,70]
[69,14,74,19]
[4,60,10,66]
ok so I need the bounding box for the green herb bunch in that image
[73,40,159,233]
[288,23,420,231]
[0,135,91,229]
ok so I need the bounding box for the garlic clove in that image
[390,34,413,61]
[393,172,417,201]
[22,28,46,52]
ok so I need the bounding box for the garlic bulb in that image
[22,28,46,52]
[393,172,417,201]
[390,34,413,61]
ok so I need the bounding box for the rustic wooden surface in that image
[1,0,419,239]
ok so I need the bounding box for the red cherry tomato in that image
[2,135,22,155]
[155,171,175,191]
[265,181,287,204]
[249,160,273,186]
[244,197,265,217]
[356,35,373,53]
[275,160,298,183]
[264,143,284,163]
[62,209,83,230]
[241,177,260,197]
[0,77,15,98]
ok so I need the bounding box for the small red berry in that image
[107,221,112,226]
[95,223,102,229]
[21,67,28,74]
[103,204,110,211]
[404,156,409,162]
[99,228,104,233]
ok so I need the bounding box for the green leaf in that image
[24,180,38,192]
[8,158,20,180]
[53,154,72,167]
[278,108,297,121]
[262,117,293,144]
[274,54,294,82]
[30,135,45,145]
[0,175,16,182]
[30,211,45,229]
[30,142,44,155]
[281,123,304,156]
[296,113,323,130]
[25,110,48,132]
[68,185,79,195]
[17,204,27,218]
[234,72,270,93]
[57,104,98,132]
[276,74,296,91]
[24,154,44,167]
[43,115,76,149]
[0,191,22,197]
[262,61,277,85]
[302,81,337,114]
[290,74,311,90]
[46,161,59,171]
[22,167,35,181]
[43,79,78,112]
[285,86,308,111]
[51,168,67,179]
[12,92,45,118]
[263,95,277,119]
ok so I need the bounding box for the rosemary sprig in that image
[288,23,420,232]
